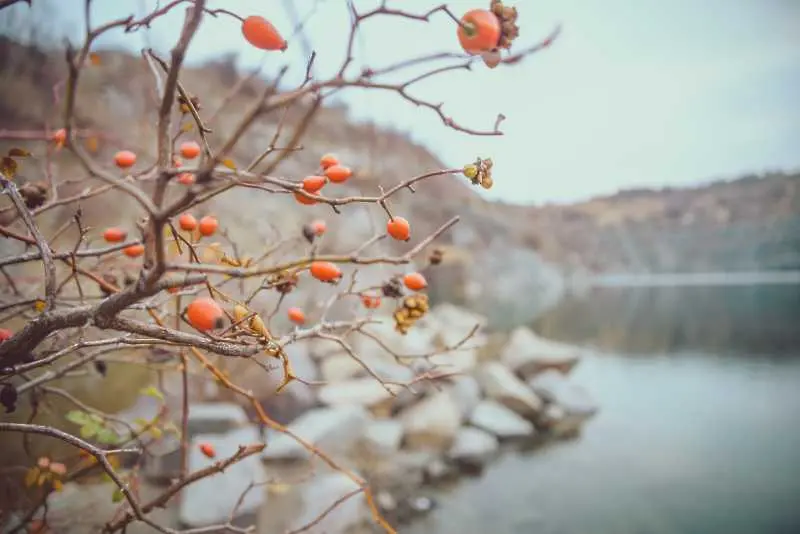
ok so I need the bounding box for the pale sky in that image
[6,0,800,204]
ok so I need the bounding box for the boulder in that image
[529,370,598,434]
[469,400,535,439]
[447,426,499,467]
[446,375,482,419]
[288,473,369,534]
[476,362,543,418]
[178,426,266,528]
[400,391,462,451]
[500,327,581,378]
[263,405,369,461]
[317,378,401,409]
[143,402,250,482]
[361,419,404,456]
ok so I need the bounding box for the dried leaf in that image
[8,147,31,158]
[34,299,46,312]
[52,479,64,492]
[24,467,39,488]
[37,473,49,486]
[181,122,194,132]
[221,158,236,170]
[1,156,18,178]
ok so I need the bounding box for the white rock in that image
[447,426,499,466]
[429,304,488,349]
[179,426,265,528]
[319,353,363,383]
[289,473,369,534]
[400,391,462,451]
[529,369,599,418]
[428,347,478,373]
[469,400,535,439]
[361,419,404,456]
[446,375,482,419]
[476,362,543,418]
[318,378,400,408]
[263,405,369,461]
[500,327,580,378]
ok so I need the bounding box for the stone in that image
[263,405,369,461]
[400,391,462,451]
[448,426,499,467]
[469,400,535,439]
[178,426,266,528]
[317,378,400,408]
[500,327,581,378]
[529,370,599,434]
[361,419,404,456]
[319,353,363,382]
[446,375,482,419]
[143,402,250,482]
[428,303,488,347]
[476,362,543,418]
[288,473,369,534]
[428,346,478,373]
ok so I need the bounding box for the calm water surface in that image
[407,284,800,534]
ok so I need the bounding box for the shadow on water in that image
[406,283,800,534]
[533,283,800,357]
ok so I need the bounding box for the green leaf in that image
[139,386,164,402]
[162,422,180,436]
[111,487,124,503]
[79,424,97,439]
[65,410,89,425]
[88,413,104,424]
[96,428,120,445]
[133,417,149,429]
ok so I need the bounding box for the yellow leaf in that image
[150,426,163,440]
[24,467,39,488]
[221,158,236,170]
[1,156,17,178]
[52,479,63,492]
[85,136,99,153]
[8,147,31,158]
[34,299,46,312]
[181,122,194,132]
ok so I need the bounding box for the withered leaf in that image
[0,157,18,178]
[8,147,31,158]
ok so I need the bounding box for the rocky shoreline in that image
[34,304,598,534]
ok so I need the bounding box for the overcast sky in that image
[7,0,800,204]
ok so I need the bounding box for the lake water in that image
[406,283,800,534]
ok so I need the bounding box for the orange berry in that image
[403,272,428,291]
[179,141,201,159]
[198,216,218,237]
[302,175,327,193]
[123,244,145,258]
[177,172,195,185]
[103,227,127,243]
[178,213,197,231]
[199,442,216,459]
[287,307,306,325]
[0,328,12,342]
[310,219,326,236]
[387,217,411,241]
[242,15,287,51]
[324,165,352,184]
[294,191,318,205]
[186,297,224,331]
[457,9,501,55]
[361,294,381,309]
[320,153,339,170]
[52,128,66,147]
[114,150,137,169]
[309,261,341,282]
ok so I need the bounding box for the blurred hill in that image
[509,172,800,274]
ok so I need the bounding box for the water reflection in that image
[533,284,800,357]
